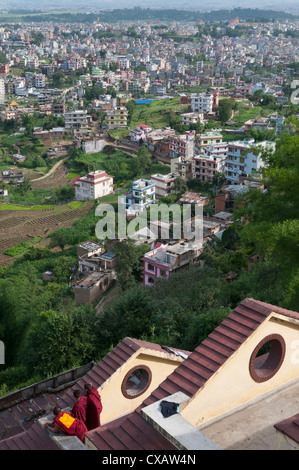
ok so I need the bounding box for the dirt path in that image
[31,157,69,182]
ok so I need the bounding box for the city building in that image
[150,172,179,199]
[106,106,128,130]
[74,170,113,201]
[142,240,202,286]
[120,178,156,216]
[130,124,152,143]
[191,92,214,114]
[168,131,195,160]
[195,131,223,155]
[192,142,228,182]
[180,112,204,127]
[226,139,275,184]
[64,110,92,136]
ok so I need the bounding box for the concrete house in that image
[74,170,114,201]
[142,240,202,286]
[120,178,156,216]
[72,270,112,306]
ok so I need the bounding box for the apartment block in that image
[191,92,213,114]
[64,109,91,135]
[226,139,275,184]
[195,131,223,155]
[52,101,65,117]
[169,131,195,160]
[180,112,204,127]
[106,106,128,130]
[192,142,227,182]
[120,178,155,216]
[150,172,179,199]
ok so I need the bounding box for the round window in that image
[249,334,286,383]
[121,365,152,399]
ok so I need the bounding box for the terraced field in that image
[0,201,94,266]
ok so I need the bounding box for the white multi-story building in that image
[226,139,275,184]
[180,112,204,127]
[34,74,46,88]
[120,178,156,216]
[150,172,179,199]
[64,110,91,135]
[74,170,114,201]
[191,92,214,114]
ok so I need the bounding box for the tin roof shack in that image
[42,271,54,282]
[178,191,210,208]
[73,271,112,306]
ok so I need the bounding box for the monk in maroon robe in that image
[84,383,103,431]
[71,389,87,424]
[45,406,87,444]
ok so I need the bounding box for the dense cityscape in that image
[0,5,298,452]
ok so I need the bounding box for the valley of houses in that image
[0,14,296,305]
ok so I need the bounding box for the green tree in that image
[135,146,152,176]
[22,305,98,376]
[113,239,150,290]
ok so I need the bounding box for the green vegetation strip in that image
[0,204,54,210]
[4,237,42,257]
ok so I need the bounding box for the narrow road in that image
[31,157,69,182]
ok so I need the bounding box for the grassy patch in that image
[4,237,42,257]
[66,172,81,179]
[69,201,84,209]
[127,96,189,130]
[0,203,54,210]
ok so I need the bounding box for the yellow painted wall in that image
[181,313,299,428]
[97,350,183,425]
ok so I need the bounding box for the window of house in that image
[147,263,155,272]
[121,365,152,399]
[249,334,286,383]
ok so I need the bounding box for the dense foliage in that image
[0,120,298,395]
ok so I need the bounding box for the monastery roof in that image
[0,299,298,450]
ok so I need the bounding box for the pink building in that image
[192,142,227,182]
[169,131,195,160]
[142,240,202,286]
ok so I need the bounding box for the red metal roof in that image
[0,422,58,450]
[274,413,299,444]
[86,410,176,450]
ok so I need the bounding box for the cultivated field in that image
[0,201,94,266]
